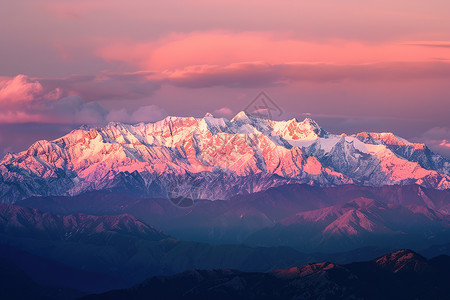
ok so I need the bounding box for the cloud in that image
[51,96,107,124]
[40,73,160,102]
[440,140,450,148]
[0,75,103,124]
[421,127,450,140]
[130,105,166,123]
[415,127,450,158]
[107,105,166,123]
[163,61,450,88]
[213,107,233,117]
[0,75,61,103]
[0,95,108,125]
[45,0,107,20]
[0,75,164,125]
[404,41,450,48]
[0,111,45,124]
[97,31,450,71]
[9,60,450,105]
[0,72,160,106]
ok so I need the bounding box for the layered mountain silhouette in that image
[17,184,450,249]
[0,203,168,242]
[246,196,450,252]
[0,256,84,300]
[82,249,450,300]
[0,203,312,285]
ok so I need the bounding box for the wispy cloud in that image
[404,41,450,48]
[164,61,450,88]
[97,31,450,71]
[213,107,233,117]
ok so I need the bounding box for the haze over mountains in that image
[15,184,450,251]
[0,113,449,298]
[82,249,450,300]
[1,112,449,202]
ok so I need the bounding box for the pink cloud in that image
[39,73,161,102]
[404,41,450,48]
[0,75,107,124]
[0,75,44,102]
[45,0,107,19]
[0,75,62,104]
[414,127,450,158]
[0,110,46,124]
[163,61,450,88]
[0,73,166,125]
[440,139,450,148]
[213,107,233,117]
[97,31,450,71]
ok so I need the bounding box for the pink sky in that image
[0,0,449,157]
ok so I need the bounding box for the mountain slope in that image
[17,184,450,245]
[82,249,450,300]
[1,112,449,202]
[0,244,127,294]
[0,203,312,284]
[246,197,450,252]
[0,203,169,242]
[0,257,83,300]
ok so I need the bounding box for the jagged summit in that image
[231,110,250,121]
[0,113,449,202]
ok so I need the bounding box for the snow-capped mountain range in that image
[1,112,449,202]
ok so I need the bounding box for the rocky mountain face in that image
[245,196,450,252]
[82,249,450,300]
[0,203,169,242]
[1,112,449,202]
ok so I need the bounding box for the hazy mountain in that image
[18,184,450,246]
[0,257,83,300]
[246,197,450,252]
[0,203,312,284]
[0,244,129,294]
[0,203,169,242]
[81,249,450,300]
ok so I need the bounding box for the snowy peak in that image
[231,111,250,122]
[354,132,425,149]
[270,117,327,141]
[0,113,449,202]
[300,117,326,136]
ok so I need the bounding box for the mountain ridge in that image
[81,249,450,300]
[1,112,449,202]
